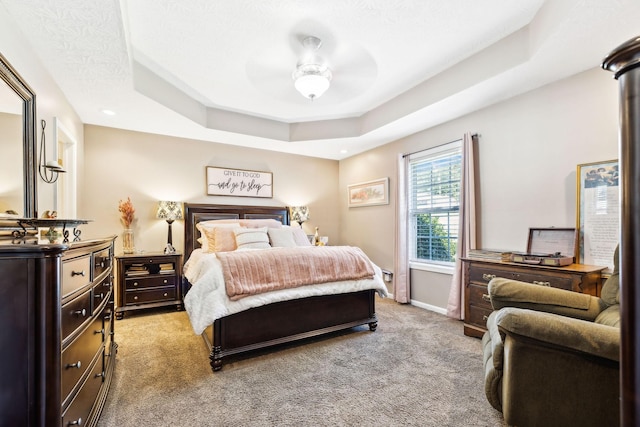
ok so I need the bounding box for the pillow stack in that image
[195,219,312,253]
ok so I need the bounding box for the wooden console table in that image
[462,257,606,338]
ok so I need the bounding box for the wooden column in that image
[602,36,640,427]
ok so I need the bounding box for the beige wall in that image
[80,126,339,255]
[339,67,619,309]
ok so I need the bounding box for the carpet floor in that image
[97,297,506,426]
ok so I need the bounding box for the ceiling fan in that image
[245,32,377,105]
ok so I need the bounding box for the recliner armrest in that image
[494,307,620,361]
[488,277,605,321]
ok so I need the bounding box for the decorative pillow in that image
[240,219,283,229]
[196,219,241,234]
[234,227,270,250]
[268,228,297,248]
[291,227,312,246]
[197,236,207,251]
[201,226,238,252]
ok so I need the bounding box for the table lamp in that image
[156,201,183,254]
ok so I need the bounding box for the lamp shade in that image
[293,71,331,100]
[289,206,310,224]
[156,201,183,221]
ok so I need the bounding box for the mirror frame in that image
[0,53,37,218]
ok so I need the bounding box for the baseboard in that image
[410,299,448,315]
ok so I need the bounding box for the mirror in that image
[0,53,37,218]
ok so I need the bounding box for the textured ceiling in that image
[2,0,640,159]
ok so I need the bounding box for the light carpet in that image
[97,297,506,426]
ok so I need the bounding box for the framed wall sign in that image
[206,166,273,198]
[347,177,389,208]
[576,159,619,270]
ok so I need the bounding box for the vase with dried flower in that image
[118,197,136,253]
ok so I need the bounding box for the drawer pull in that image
[95,292,104,300]
[74,308,87,317]
[163,292,168,297]
[100,261,105,268]
[71,270,85,277]
[533,281,551,286]
[68,418,82,426]
[134,296,139,300]
[66,360,82,369]
[481,294,491,302]
[133,282,139,287]
[482,315,488,322]
[95,371,105,379]
[95,328,105,336]
[163,279,168,284]
[482,274,496,281]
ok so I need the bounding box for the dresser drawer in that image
[61,316,104,402]
[467,303,493,330]
[467,283,492,310]
[62,255,91,298]
[92,275,112,312]
[93,248,112,279]
[61,290,92,342]
[126,287,177,305]
[468,264,574,291]
[62,353,104,427]
[126,275,175,290]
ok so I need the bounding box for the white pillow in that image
[291,227,312,246]
[268,228,297,248]
[234,227,270,250]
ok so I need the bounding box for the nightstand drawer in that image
[467,303,493,329]
[126,275,175,290]
[125,287,177,305]
[62,255,91,298]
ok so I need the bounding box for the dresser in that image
[462,257,605,338]
[115,252,183,319]
[0,236,116,426]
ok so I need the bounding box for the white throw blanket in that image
[183,248,388,335]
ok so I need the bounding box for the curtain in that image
[446,133,478,319]
[393,153,410,303]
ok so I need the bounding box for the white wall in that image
[81,126,339,255]
[339,67,619,309]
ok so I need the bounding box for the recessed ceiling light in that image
[101,109,116,116]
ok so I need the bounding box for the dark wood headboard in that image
[183,203,290,260]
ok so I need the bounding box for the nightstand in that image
[115,252,183,319]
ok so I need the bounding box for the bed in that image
[182,203,388,372]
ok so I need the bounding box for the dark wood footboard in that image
[200,289,378,371]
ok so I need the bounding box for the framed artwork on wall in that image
[347,177,389,208]
[206,166,273,198]
[576,159,619,271]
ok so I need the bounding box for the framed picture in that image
[348,177,389,208]
[576,159,619,270]
[206,166,273,198]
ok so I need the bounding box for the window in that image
[409,140,462,265]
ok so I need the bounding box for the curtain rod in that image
[402,133,479,158]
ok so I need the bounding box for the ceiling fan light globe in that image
[294,73,331,100]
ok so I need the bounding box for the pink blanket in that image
[216,246,375,300]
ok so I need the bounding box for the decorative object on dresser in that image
[156,200,183,254]
[462,257,605,338]
[0,237,117,426]
[115,252,183,319]
[38,118,66,183]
